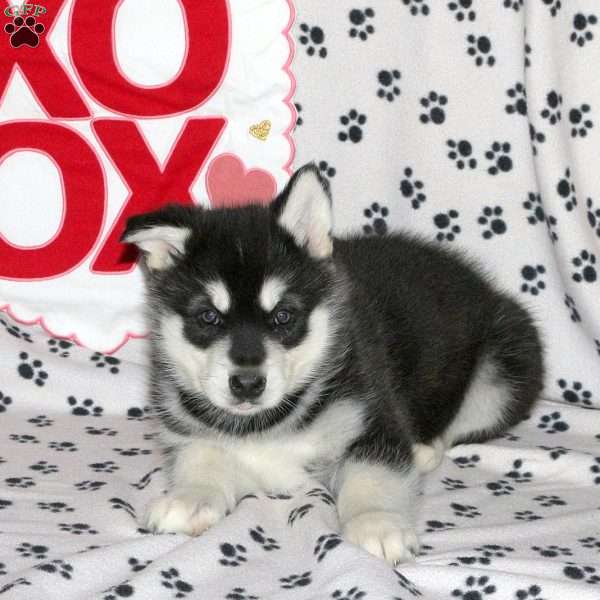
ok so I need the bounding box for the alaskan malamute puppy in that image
[123,164,543,564]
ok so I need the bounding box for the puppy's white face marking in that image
[259,277,287,313]
[205,280,231,314]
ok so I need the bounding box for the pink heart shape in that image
[206,154,277,208]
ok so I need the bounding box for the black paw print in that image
[16,542,49,559]
[539,445,569,460]
[294,102,303,127]
[586,198,600,237]
[332,587,366,600]
[569,103,593,137]
[298,23,327,58]
[419,91,447,124]
[363,203,388,235]
[452,575,496,599]
[447,139,477,170]
[338,109,366,143]
[317,160,336,182]
[570,13,597,47]
[314,533,342,562]
[485,141,513,175]
[448,0,476,22]
[0,319,33,342]
[505,459,533,483]
[249,526,280,551]
[506,83,527,116]
[91,352,120,374]
[35,559,74,580]
[400,167,426,209]
[478,206,507,239]
[112,447,152,457]
[75,480,107,492]
[348,8,375,40]
[5,476,35,489]
[219,543,247,566]
[425,519,455,532]
[558,168,577,208]
[110,497,136,519]
[17,352,48,386]
[434,210,461,242]
[130,467,161,491]
[127,405,151,421]
[538,411,569,433]
[454,544,514,566]
[37,501,74,513]
[453,454,480,469]
[47,338,73,357]
[29,460,58,475]
[85,426,117,436]
[103,581,135,600]
[523,192,545,225]
[542,0,561,18]
[529,123,546,155]
[451,502,481,518]
[467,34,495,66]
[524,37,532,68]
[401,0,430,16]
[532,544,572,557]
[288,503,313,526]
[514,510,542,521]
[442,477,466,490]
[558,379,593,407]
[306,488,335,506]
[572,250,597,283]
[128,557,152,573]
[377,69,401,102]
[540,90,562,124]
[486,479,514,496]
[280,571,312,589]
[564,294,581,322]
[266,493,292,500]
[58,522,98,535]
[521,264,546,296]
[579,536,600,551]
[0,499,12,511]
[48,440,78,452]
[9,434,39,444]
[0,392,12,413]
[226,588,259,600]
[68,396,103,417]
[564,563,600,584]
[27,414,52,427]
[160,568,194,598]
[590,457,600,484]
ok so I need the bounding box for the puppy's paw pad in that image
[143,492,224,536]
[343,511,419,564]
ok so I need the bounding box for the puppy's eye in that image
[200,309,221,325]
[273,309,292,326]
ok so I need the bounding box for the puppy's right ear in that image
[121,204,194,271]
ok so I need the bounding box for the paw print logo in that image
[486,479,515,496]
[314,533,342,562]
[338,109,367,143]
[90,352,121,374]
[160,568,194,598]
[532,544,572,558]
[451,575,496,598]
[434,210,461,241]
[450,502,481,518]
[586,198,600,237]
[4,15,45,48]
[419,91,447,124]
[542,0,561,18]
[448,0,476,22]
[447,139,477,170]
[520,264,546,296]
[466,34,495,66]
[514,510,542,521]
[363,203,388,235]
[485,141,513,175]
[540,90,562,124]
[17,352,48,386]
[538,411,569,433]
[401,0,430,17]
[68,396,104,417]
[377,69,401,102]
[249,526,280,551]
[399,167,426,209]
[505,83,527,116]
[557,168,577,210]
[0,391,12,413]
[298,23,327,58]
[16,543,49,560]
[288,503,313,526]
[478,206,507,239]
[279,571,312,588]
[569,103,593,137]
[570,13,597,47]
[47,338,73,357]
[348,8,375,41]
[453,454,480,469]
[219,543,247,566]
[563,563,600,584]
[332,587,366,600]
[29,460,59,474]
[558,379,593,407]
[523,192,545,225]
[572,250,597,283]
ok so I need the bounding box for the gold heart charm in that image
[249,120,271,141]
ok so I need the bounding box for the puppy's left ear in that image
[273,163,333,258]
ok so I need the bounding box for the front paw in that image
[342,511,419,564]
[142,488,227,536]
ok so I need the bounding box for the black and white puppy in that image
[122,164,544,564]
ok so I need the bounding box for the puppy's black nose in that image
[229,373,266,399]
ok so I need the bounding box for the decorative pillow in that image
[0,0,295,351]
